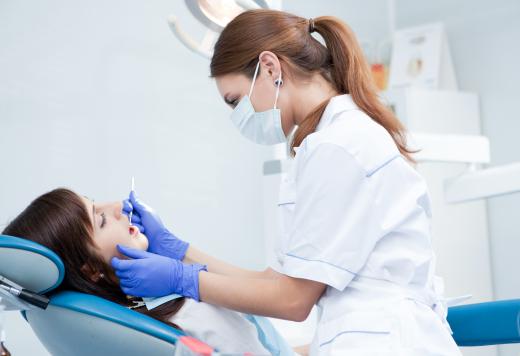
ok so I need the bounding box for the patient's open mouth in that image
[129,225,138,237]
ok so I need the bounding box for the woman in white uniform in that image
[112,9,462,355]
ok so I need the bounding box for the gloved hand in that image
[122,191,189,261]
[111,245,207,299]
[122,196,144,233]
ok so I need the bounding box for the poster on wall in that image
[388,22,458,90]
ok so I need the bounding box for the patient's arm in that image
[183,245,276,279]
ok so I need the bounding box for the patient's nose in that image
[112,201,123,220]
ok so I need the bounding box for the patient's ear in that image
[80,263,103,283]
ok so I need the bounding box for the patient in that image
[2,188,271,354]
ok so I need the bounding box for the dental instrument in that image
[129,176,135,224]
[0,283,49,310]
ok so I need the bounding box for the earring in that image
[274,78,283,86]
[99,273,105,279]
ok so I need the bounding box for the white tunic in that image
[271,94,461,355]
[169,299,270,354]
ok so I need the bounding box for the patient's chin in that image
[135,232,149,251]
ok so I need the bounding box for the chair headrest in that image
[0,234,64,294]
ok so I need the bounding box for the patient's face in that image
[80,196,148,263]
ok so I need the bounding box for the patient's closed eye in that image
[100,212,106,228]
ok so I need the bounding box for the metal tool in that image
[0,283,49,310]
[128,176,135,224]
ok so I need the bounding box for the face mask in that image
[230,60,286,145]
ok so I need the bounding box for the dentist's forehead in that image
[216,73,251,95]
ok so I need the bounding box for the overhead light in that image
[168,0,280,58]
[189,0,248,31]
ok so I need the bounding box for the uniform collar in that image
[316,94,359,132]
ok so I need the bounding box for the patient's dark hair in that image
[2,188,185,330]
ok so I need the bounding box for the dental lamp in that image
[167,0,282,58]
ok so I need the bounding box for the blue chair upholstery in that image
[24,290,185,344]
[23,290,185,355]
[448,299,520,346]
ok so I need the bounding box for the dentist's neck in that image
[290,74,339,126]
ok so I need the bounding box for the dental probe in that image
[128,176,135,224]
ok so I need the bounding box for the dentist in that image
[112,9,461,355]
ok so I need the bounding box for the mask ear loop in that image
[273,72,282,109]
[249,61,261,98]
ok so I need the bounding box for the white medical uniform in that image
[271,94,462,355]
[169,299,270,354]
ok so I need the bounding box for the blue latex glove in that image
[122,191,189,261]
[111,245,207,300]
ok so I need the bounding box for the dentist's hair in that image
[210,9,414,161]
[2,188,184,330]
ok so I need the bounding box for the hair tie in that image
[308,18,315,33]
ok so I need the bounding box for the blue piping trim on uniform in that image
[319,330,390,348]
[366,154,401,177]
[285,253,356,275]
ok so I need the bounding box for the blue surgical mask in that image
[230,61,286,145]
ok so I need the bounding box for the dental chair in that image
[1,234,520,355]
[0,234,186,355]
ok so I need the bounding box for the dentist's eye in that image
[224,95,239,108]
[100,212,106,228]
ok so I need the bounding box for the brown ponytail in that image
[210,10,415,162]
